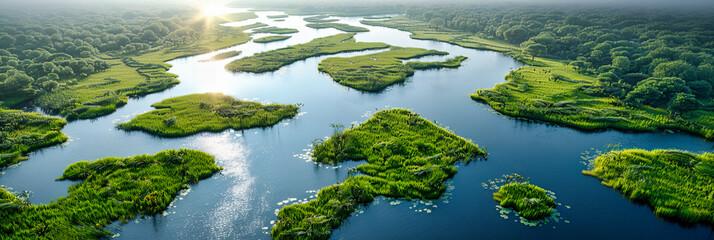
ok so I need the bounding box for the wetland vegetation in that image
[0,149,221,239]
[583,149,714,224]
[117,93,299,137]
[252,26,299,34]
[493,179,557,220]
[225,33,389,73]
[253,36,291,43]
[271,109,485,239]
[305,23,369,32]
[318,46,450,91]
[0,110,67,168]
[200,51,241,62]
[405,55,468,70]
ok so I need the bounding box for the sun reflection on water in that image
[190,131,256,237]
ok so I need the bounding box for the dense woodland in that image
[0,7,218,107]
[406,7,714,114]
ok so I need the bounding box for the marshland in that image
[0,2,713,240]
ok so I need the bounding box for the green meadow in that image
[252,26,299,34]
[271,109,485,239]
[583,149,714,224]
[318,46,451,91]
[117,93,299,137]
[225,33,389,73]
[254,35,292,43]
[0,149,221,239]
[306,23,369,32]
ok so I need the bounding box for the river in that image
[2,8,713,240]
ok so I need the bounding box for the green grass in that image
[493,182,557,220]
[406,56,468,69]
[200,51,242,62]
[365,16,714,139]
[303,15,339,23]
[0,149,221,239]
[117,93,298,137]
[33,22,266,121]
[271,109,485,239]
[254,35,292,43]
[306,23,369,32]
[0,110,67,168]
[583,149,714,224]
[225,33,389,73]
[252,26,299,34]
[318,46,449,91]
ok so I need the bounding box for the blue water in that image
[1,8,712,240]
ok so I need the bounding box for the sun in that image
[203,5,227,16]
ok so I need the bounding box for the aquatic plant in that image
[318,46,451,91]
[117,93,299,137]
[0,109,67,169]
[225,33,389,73]
[493,182,557,220]
[583,149,714,224]
[271,109,486,239]
[0,149,221,239]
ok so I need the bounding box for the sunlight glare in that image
[203,5,230,16]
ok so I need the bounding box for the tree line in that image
[0,7,213,105]
[410,6,714,114]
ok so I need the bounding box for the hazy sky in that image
[2,0,714,9]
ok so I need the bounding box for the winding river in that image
[3,8,713,240]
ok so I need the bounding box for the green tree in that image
[625,85,663,105]
[428,18,446,31]
[523,43,546,60]
[503,25,529,44]
[668,93,700,114]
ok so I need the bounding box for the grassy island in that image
[225,33,389,73]
[303,15,339,23]
[271,109,485,239]
[117,93,298,137]
[267,14,289,19]
[583,149,714,224]
[306,23,369,32]
[318,46,449,91]
[254,35,292,43]
[406,56,468,69]
[252,26,299,34]
[200,51,241,62]
[0,149,221,239]
[493,182,557,220]
[0,110,68,168]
